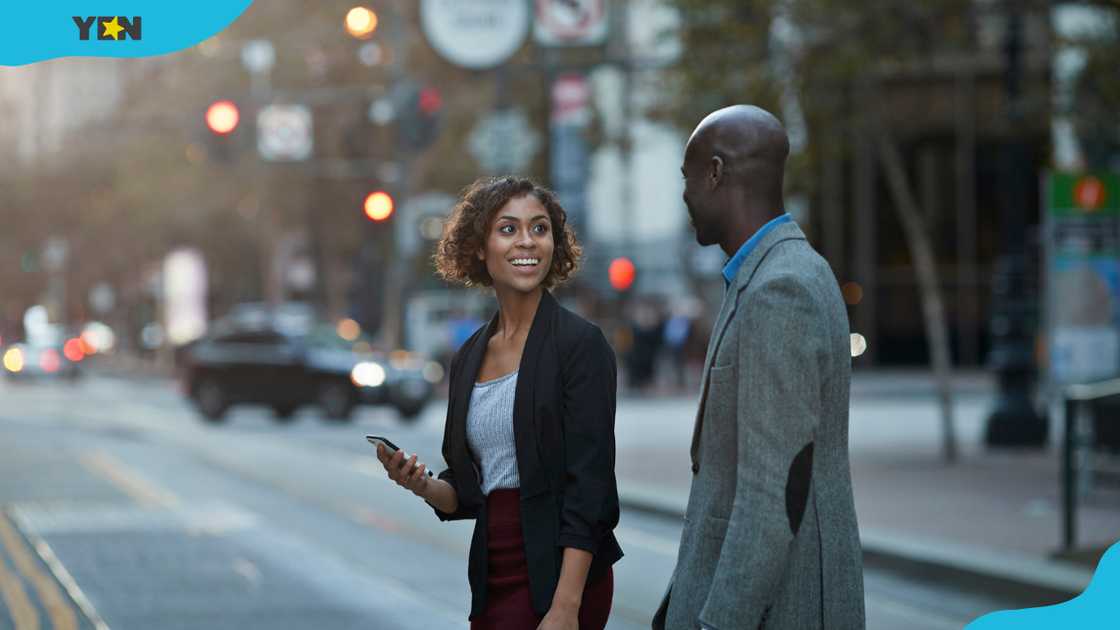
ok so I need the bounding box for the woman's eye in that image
[533,224,549,234]
[499,225,515,234]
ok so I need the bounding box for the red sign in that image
[1074,176,1106,212]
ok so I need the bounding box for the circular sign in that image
[421,0,529,69]
[1074,176,1106,212]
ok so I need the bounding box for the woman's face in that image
[479,194,555,295]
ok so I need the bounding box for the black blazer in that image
[433,290,624,618]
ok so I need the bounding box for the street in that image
[1,374,1026,629]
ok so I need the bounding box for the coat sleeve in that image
[699,274,824,629]
[557,325,619,554]
[430,348,479,522]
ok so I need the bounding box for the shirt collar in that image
[721,213,793,286]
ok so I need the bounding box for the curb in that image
[617,487,1093,605]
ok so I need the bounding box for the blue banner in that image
[1,1,253,66]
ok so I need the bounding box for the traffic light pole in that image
[379,1,410,351]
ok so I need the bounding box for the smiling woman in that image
[434,176,581,290]
[377,176,621,629]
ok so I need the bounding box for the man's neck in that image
[720,208,782,257]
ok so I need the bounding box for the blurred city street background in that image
[2,1,1120,629]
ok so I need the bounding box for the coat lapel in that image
[450,312,499,505]
[689,221,808,472]
[512,291,552,497]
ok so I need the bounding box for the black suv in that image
[181,322,437,423]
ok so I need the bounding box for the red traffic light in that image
[364,191,394,221]
[608,257,636,292]
[206,100,240,135]
[418,87,442,115]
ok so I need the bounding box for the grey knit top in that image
[466,370,521,495]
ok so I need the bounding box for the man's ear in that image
[709,156,724,189]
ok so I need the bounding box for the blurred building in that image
[0,58,124,165]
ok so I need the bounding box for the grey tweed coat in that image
[653,220,865,630]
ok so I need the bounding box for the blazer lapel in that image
[689,221,809,472]
[449,312,499,505]
[512,291,554,497]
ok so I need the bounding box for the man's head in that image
[681,105,790,250]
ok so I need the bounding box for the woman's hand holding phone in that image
[376,444,430,498]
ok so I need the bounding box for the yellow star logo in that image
[101,16,124,40]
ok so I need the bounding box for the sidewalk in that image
[614,372,1118,601]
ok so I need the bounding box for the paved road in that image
[0,374,1020,629]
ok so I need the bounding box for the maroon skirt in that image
[470,489,613,630]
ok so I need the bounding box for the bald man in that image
[653,106,864,630]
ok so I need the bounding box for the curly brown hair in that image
[435,176,582,289]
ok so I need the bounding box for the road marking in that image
[0,546,38,630]
[80,451,180,508]
[0,513,76,630]
[15,518,112,630]
[614,525,679,557]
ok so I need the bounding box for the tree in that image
[660,0,1000,462]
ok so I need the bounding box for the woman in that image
[376,176,622,629]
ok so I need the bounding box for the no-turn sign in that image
[534,0,608,47]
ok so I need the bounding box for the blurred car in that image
[2,339,83,381]
[180,319,441,423]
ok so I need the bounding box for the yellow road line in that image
[19,526,111,630]
[80,451,180,508]
[0,514,76,630]
[0,547,38,630]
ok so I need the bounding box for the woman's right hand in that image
[376,444,430,498]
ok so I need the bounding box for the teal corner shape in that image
[966,540,1120,629]
[1,2,253,66]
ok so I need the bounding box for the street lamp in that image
[984,3,1047,447]
[345,6,378,40]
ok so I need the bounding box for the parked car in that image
[3,339,83,381]
[180,320,440,423]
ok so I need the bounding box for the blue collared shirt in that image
[721,213,793,286]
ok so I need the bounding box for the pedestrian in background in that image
[653,106,864,630]
[376,176,622,630]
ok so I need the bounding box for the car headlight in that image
[3,347,23,373]
[350,361,386,387]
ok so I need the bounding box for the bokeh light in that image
[345,7,378,39]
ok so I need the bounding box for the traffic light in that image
[205,100,240,135]
[399,86,442,151]
[609,257,636,292]
[364,191,394,222]
[203,99,241,162]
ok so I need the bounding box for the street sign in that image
[468,108,540,174]
[240,39,275,74]
[550,74,591,235]
[399,193,455,257]
[257,104,312,161]
[535,0,608,46]
[420,0,529,69]
[1045,172,1120,384]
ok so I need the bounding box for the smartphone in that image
[366,435,434,477]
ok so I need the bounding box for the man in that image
[653,105,864,630]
